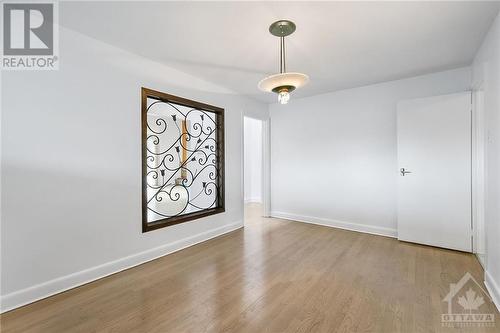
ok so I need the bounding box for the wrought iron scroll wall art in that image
[141,88,225,232]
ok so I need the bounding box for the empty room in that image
[2,1,500,332]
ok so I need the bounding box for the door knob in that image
[400,168,412,176]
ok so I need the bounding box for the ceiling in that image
[60,1,500,103]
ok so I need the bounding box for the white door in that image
[397,92,472,252]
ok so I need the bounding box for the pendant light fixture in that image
[258,20,309,104]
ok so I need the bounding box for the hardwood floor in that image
[1,203,498,332]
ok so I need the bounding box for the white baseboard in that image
[476,253,486,269]
[244,197,262,204]
[0,221,243,313]
[485,270,500,313]
[271,211,397,238]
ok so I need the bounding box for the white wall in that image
[270,67,471,237]
[244,117,262,203]
[0,26,268,311]
[472,12,500,310]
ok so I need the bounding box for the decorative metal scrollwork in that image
[142,88,224,231]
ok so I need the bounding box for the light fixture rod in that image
[279,37,282,74]
[279,36,287,74]
[282,36,286,73]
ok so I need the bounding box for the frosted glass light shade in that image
[278,90,290,104]
[258,72,309,92]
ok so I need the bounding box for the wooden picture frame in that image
[141,87,225,232]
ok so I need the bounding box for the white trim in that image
[485,270,500,313]
[472,84,487,264]
[477,253,486,269]
[240,111,245,210]
[271,211,397,238]
[261,117,271,217]
[0,221,242,313]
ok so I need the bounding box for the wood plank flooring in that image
[1,204,498,332]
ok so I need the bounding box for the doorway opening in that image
[243,116,266,223]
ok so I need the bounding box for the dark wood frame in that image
[141,87,225,233]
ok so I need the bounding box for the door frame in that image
[472,82,487,268]
[241,114,271,218]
